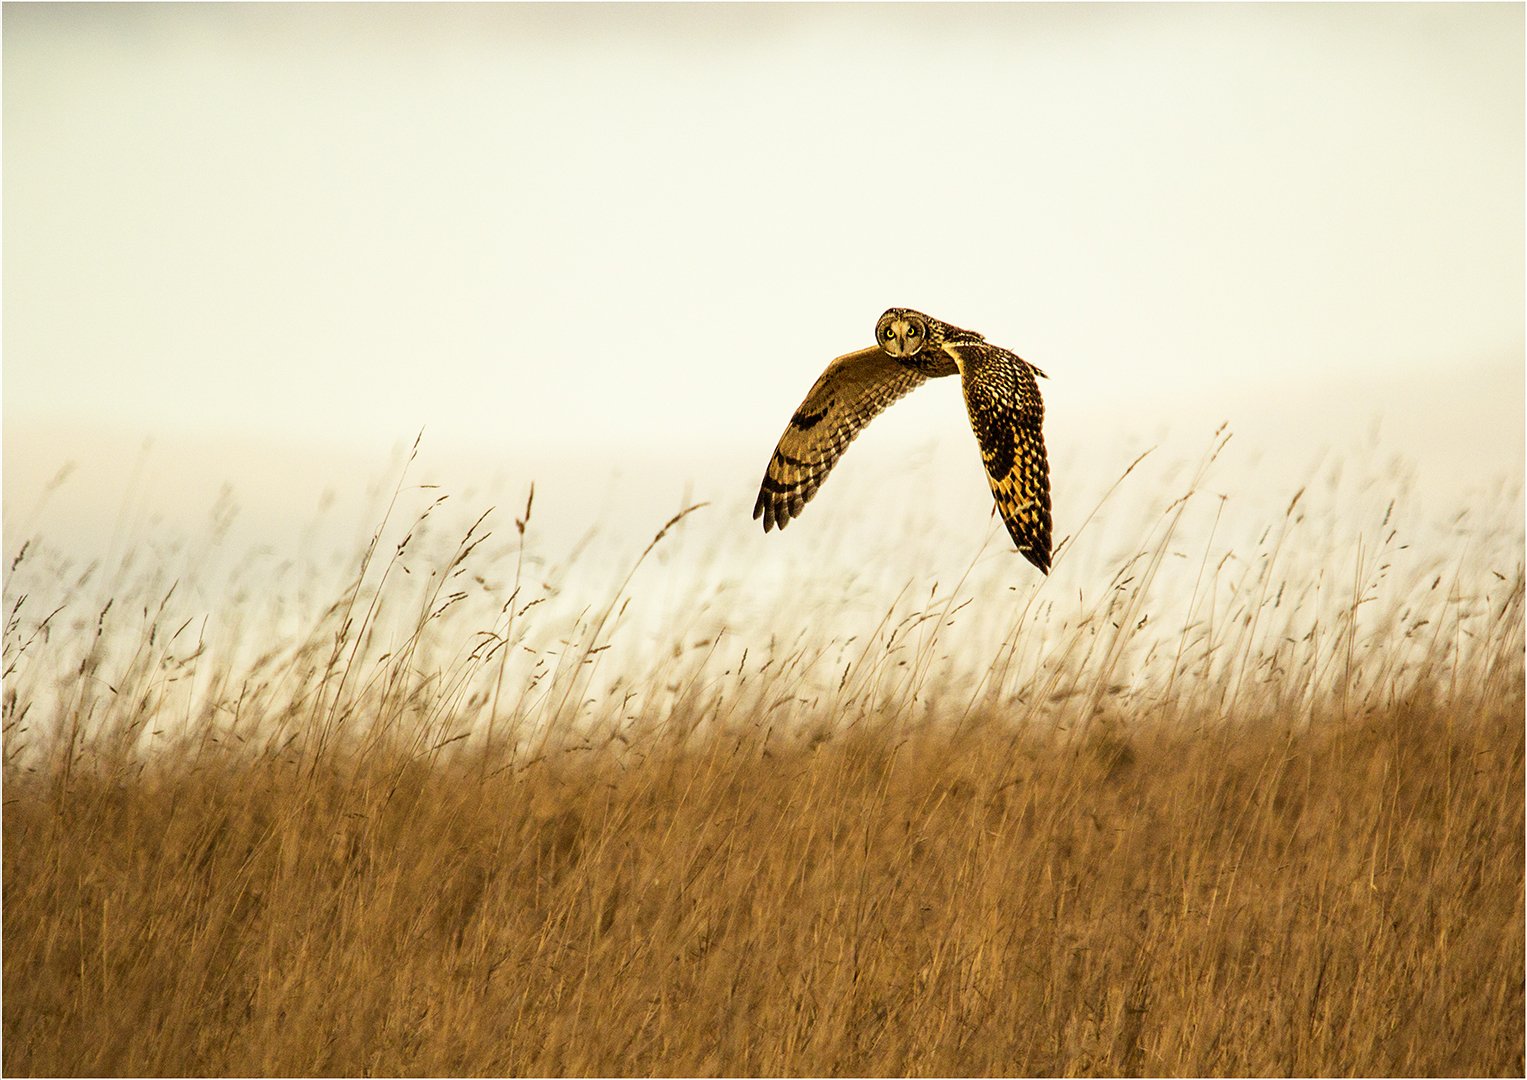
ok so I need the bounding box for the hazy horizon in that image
[5,2,1523,580]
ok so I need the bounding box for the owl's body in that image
[753,308,1053,574]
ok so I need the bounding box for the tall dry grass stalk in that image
[3,443,1522,1076]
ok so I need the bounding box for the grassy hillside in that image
[4,455,1523,1076]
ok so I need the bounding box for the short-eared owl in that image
[753,308,1053,573]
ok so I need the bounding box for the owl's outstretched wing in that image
[947,343,1052,573]
[754,346,929,531]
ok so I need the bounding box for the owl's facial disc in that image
[876,313,927,358]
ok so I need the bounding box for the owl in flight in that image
[753,308,1053,574]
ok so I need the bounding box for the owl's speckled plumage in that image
[753,308,1053,574]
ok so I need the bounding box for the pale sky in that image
[4,2,1523,573]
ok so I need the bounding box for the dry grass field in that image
[4,449,1523,1076]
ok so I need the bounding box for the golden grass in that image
[3,446,1523,1076]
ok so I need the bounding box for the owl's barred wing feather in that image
[753,346,929,532]
[948,343,1053,574]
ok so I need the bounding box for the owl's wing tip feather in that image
[754,495,781,532]
[1017,545,1050,575]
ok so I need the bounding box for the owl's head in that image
[875,308,934,358]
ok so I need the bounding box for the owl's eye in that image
[908,325,921,337]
